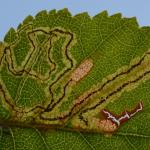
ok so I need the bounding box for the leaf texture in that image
[0,9,150,150]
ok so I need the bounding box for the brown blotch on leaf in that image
[71,59,93,82]
[98,119,117,133]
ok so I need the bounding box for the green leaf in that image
[0,9,150,150]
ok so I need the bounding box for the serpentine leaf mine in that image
[0,9,150,136]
